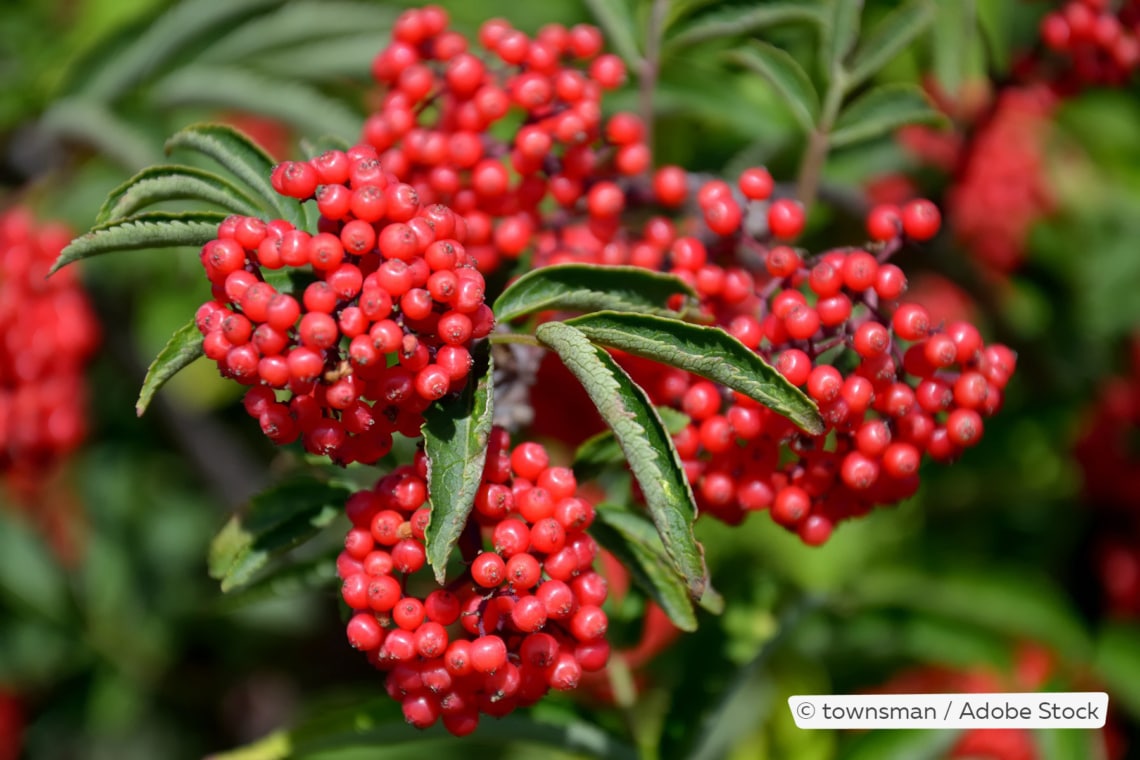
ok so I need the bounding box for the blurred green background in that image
[1,1,1139,758]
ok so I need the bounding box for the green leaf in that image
[0,510,70,626]
[208,475,350,593]
[165,123,297,226]
[820,0,864,76]
[421,342,495,585]
[197,1,393,63]
[212,550,340,612]
[51,211,226,274]
[841,729,961,760]
[1035,727,1105,760]
[136,318,204,417]
[931,0,978,95]
[97,165,265,224]
[536,322,707,600]
[575,407,690,478]
[591,505,698,631]
[78,0,280,101]
[580,0,641,68]
[566,311,824,434]
[847,0,936,89]
[492,264,697,323]
[830,83,945,149]
[246,35,390,81]
[208,705,638,760]
[1094,622,1140,719]
[851,568,1091,663]
[154,65,365,144]
[665,2,825,51]
[39,98,160,171]
[725,41,820,134]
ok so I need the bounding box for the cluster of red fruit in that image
[194,141,493,465]
[0,207,99,484]
[362,5,648,274]
[1039,0,1140,90]
[336,435,609,735]
[610,185,1015,542]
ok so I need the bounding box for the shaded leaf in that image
[0,510,70,626]
[421,342,494,584]
[581,0,641,67]
[841,729,961,760]
[39,98,160,171]
[493,264,697,323]
[666,2,825,51]
[591,505,698,631]
[566,311,823,434]
[212,551,340,612]
[574,407,690,479]
[848,0,936,89]
[165,123,296,225]
[136,318,205,417]
[51,211,226,274]
[248,35,391,82]
[851,568,1091,662]
[97,165,265,224]
[197,1,393,63]
[1094,622,1140,719]
[536,322,707,600]
[931,0,978,95]
[208,475,350,593]
[726,41,820,133]
[154,66,364,144]
[830,83,945,149]
[208,704,638,760]
[79,0,280,101]
[821,0,864,75]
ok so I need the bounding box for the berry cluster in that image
[0,207,99,481]
[363,6,646,274]
[194,141,493,465]
[1039,0,1140,90]
[336,433,609,734]
[945,86,1056,273]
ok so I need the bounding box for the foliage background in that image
[1,0,1139,758]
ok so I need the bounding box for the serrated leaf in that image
[208,475,350,593]
[197,1,393,63]
[566,311,824,434]
[1094,622,1140,719]
[575,407,690,478]
[78,0,280,101]
[581,0,641,67]
[725,41,820,134]
[245,35,389,82]
[421,342,494,585]
[591,506,698,631]
[493,264,696,324]
[665,2,825,51]
[51,211,226,274]
[821,0,864,76]
[136,318,204,417]
[537,322,707,600]
[165,123,297,226]
[39,98,161,171]
[847,0,936,89]
[97,165,265,224]
[830,83,945,149]
[154,66,364,144]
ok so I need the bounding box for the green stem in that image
[639,0,670,156]
[795,67,847,210]
[487,332,542,348]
